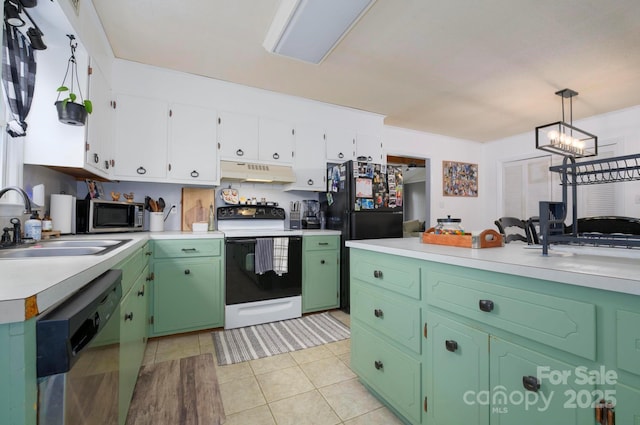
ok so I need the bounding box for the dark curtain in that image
[2,23,37,137]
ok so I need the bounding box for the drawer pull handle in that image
[373,270,383,279]
[320,260,325,264]
[374,309,384,318]
[374,360,384,370]
[181,248,197,252]
[445,340,458,352]
[318,242,329,246]
[479,299,494,312]
[522,375,540,392]
[124,312,133,321]
[184,269,191,275]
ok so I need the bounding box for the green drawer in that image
[351,281,421,354]
[350,249,421,299]
[153,239,222,258]
[303,235,339,251]
[351,321,421,425]
[117,242,150,294]
[617,309,640,376]
[426,270,596,360]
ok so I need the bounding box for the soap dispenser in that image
[25,211,42,241]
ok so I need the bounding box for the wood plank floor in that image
[126,353,225,425]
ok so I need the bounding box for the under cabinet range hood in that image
[220,161,296,183]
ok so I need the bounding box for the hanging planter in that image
[55,34,92,126]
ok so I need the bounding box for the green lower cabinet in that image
[489,338,593,425]
[119,266,149,424]
[152,257,223,335]
[302,250,339,313]
[425,312,489,425]
[614,383,640,424]
[302,235,340,313]
[351,321,422,424]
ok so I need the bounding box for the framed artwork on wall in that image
[443,161,478,197]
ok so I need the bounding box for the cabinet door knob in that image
[338,152,344,159]
[373,270,383,279]
[124,312,133,321]
[368,156,373,161]
[374,309,383,318]
[136,166,147,175]
[184,269,191,275]
[190,170,199,178]
[374,360,384,370]
[236,149,244,157]
[273,152,279,160]
[320,259,325,264]
[522,375,540,392]
[445,340,458,352]
[307,179,314,185]
[479,299,494,312]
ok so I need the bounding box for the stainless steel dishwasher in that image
[36,269,122,425]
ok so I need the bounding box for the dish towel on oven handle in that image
[273,237,289,276]
[255,238,274,274]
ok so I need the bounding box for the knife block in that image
[289,211,301,229]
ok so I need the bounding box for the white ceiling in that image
[88,0,640,142]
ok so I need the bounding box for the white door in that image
[217,111,259,161]
[258,118,294,164]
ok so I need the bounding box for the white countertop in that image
[0,229,339,324]
[346,238,640,296]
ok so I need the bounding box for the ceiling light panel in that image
[264,0,376,64]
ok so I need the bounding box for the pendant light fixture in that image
[535,88,598,158]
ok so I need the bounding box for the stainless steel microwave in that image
[76,199,145,233]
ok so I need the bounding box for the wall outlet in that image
[169,205,177,214]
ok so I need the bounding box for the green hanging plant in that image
[55,34,92,126]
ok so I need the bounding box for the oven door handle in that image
[226,236,303,244]
[226,238,258,244]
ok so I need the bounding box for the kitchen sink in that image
[0,239,131,259]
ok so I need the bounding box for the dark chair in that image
[574,216,640,235]
[527,216,540,244]
[494,217,530,243]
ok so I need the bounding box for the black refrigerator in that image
[321,160,404,312]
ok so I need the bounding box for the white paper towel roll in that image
[50,194,75,234]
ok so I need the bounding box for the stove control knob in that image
[219,209,226,217]
[271,209,277,216]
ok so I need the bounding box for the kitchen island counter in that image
[346,237,640,296]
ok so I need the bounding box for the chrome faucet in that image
[0,186,33,214]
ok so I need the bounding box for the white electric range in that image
[217,205,302,329]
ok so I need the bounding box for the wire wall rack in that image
[549,153,640,185]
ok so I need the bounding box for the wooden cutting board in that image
[181,188,215,231]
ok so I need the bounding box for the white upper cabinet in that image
[285,124,326,191]
[258,117,295,164]
[356,132,385,164]
[85,62,114,178]
[217,111,259,161]
[113,94,168,180]
[168,103,218,184]
[326,126,356,163]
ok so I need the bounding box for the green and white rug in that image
[212,312,350,366]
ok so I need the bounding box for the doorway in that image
[387,155,430,232]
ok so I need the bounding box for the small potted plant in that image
[55,34,92,126]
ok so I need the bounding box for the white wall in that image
[383,126,486,231]
[483,105,640,222]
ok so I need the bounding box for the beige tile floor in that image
[140,310,405,425]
